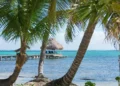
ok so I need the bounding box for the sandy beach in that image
[0,73,118,86]
[76,82,118,86]
[14,80,118,86]
[17,81,118,86]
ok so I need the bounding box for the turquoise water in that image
[0,50,120,84]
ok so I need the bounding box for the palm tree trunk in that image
[0,40,27,86]
[46,18,97,86]
[37,0,56,78]
[38,37,48,77]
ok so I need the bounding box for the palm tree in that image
[38,0,70,77]
[0,0,51,86]
[105,14,120,47]
[46,0,119,86]
[38,0,57,77]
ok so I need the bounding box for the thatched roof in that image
[46,38,63,50]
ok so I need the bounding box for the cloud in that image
[88,31,115,50]
[0,30,115,50]
[55,30,115,50]
[0,38,20,50]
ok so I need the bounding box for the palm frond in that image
[1,15,21,42]
[0,0,75,46]
[65,20,75,42]
[104,14,120,46]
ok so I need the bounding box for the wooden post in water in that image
[0,56,1,61]
[5,56,7,61]
[10,56,12,61]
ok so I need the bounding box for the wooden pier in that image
[46,54,67,59]
[0,54,67,61]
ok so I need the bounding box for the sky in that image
[0,24,115,50]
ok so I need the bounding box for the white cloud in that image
[88,31,115,50]
[0,39,20,50]
[54,30,115,50]
[0,24,115,50]
[0,38,41,50]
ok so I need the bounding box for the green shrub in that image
[115,76,120,86]
[84,81,96,86]
[115,76,120,81]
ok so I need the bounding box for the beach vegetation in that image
[84,81,96,86]
[115,76,120,86]
[115,76,120,81]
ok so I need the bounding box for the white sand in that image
[1,73,118,86]
[76,82,118,86]
[14,81,118,86]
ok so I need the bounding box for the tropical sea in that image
[0,50,120,86]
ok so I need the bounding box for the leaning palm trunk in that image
[38,38,48,77]
[46,17,97,86]
[38,0,56,77]
[0,41,27,86]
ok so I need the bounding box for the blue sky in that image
[0,24,115,50]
